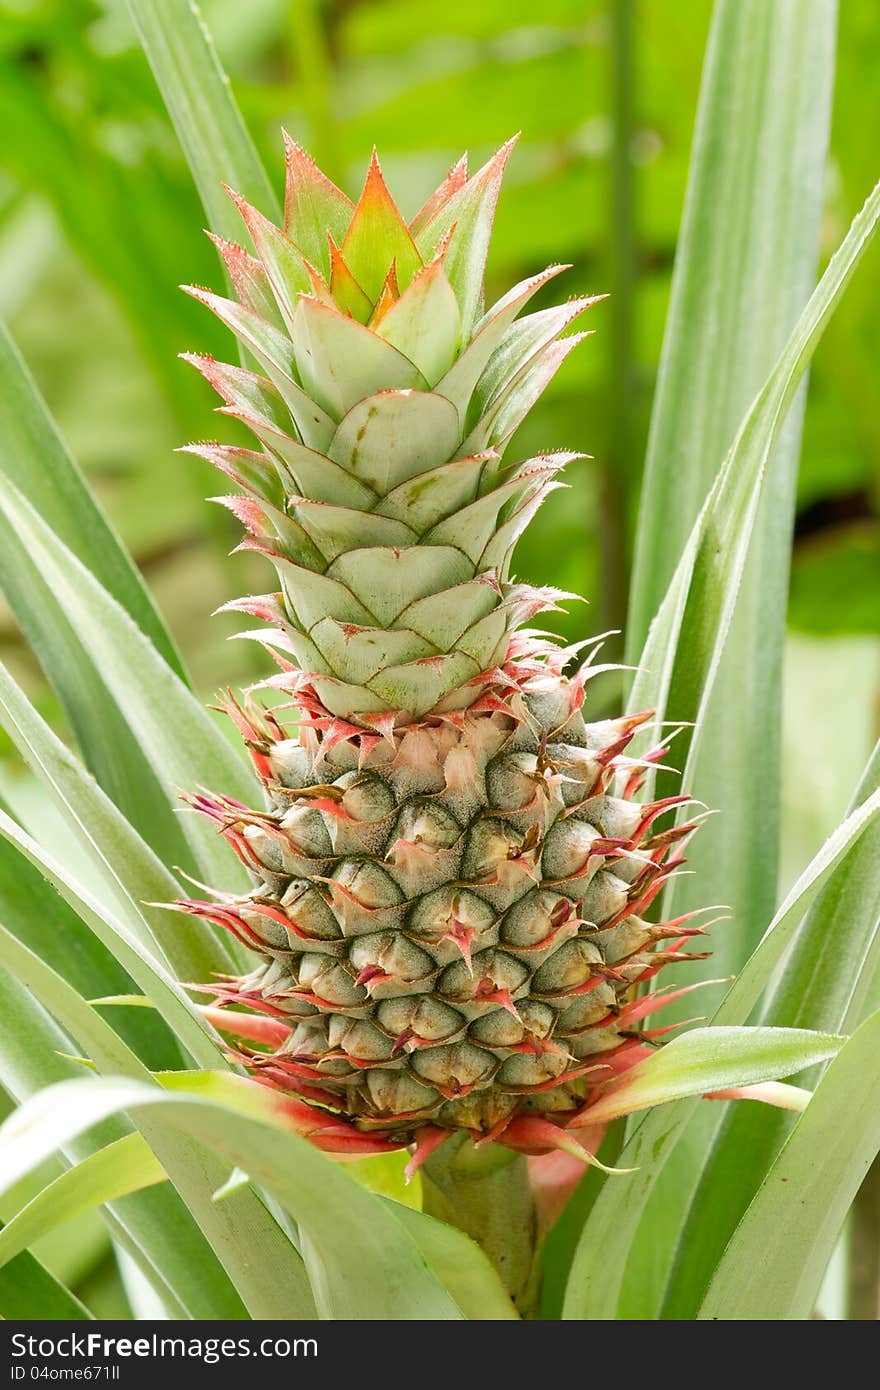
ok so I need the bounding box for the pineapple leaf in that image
[0,1075,466,1320]
[0,1246,92,1322]
[291,297,427,418]
[273,557,374,631]
[618,179,880,1312]
[0,323,185,682]
[255,432,377,509]
[0,503,193,875]
[425,457,561,563]
[0,662,241,981]
[341,152,422,301]
[181,352,291,434]
[330,389,461,493]
[463,334,586,454]
[434,265,575,422]
[375,452,488,530]
[415,138,517,335]
[0,968,241,1319]
[208,234,286,328]
[0,815,227,1073]
[374,259,462,385]
[398,577,500,649]
[328,238,373,322]
[224,189,313,330]
[382,1201,518,1321]
[287,499,416,565]
[560,783,880,1321]
[329,546,472,627]
[622,6,839,1314]
[0,927,317,1319]
[409,154,469,238]
[661,739,880,1318]
[628,170,880,811]
[0,793,184,1074]
[580,1026,842,1128]
[368,651,481,711]
[309,620,436,684]
[0,1134,166,1273]
[283,135,354,274]
[0,477,257,888]
[126,0,280,243]
[697,1009,880,1320]
[469,299,595,425]
[627,0,836,658]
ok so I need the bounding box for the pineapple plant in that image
[173,138,716,1293]
[0,0,878,1326]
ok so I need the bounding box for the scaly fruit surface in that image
[179,138,707,1165]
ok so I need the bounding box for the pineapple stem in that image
[420,1135,539,1315]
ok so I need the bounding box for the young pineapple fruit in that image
[179,138,703,1165]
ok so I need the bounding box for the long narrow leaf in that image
[663,740,880,1316]
[627,182,880,793]
[0,969,239,1320]
[620,167,879,1305]
[0,810,226,1072]
[382,1202,518,1321]
[628,0,835,657]
[619,1,837,1316]
[561,786,880,1319]
[0,662,240,980]
[0,321,185,680]
[0,1135,166,1272]
[698,1009,880,1319]
[0,528,193,872]
[563,172,880,1319]
[0,1242,93,1321]
[629,0,837,1026]
[0,927,317,1320]
[0,1128,517,1322]
[0,477,256,887]
[0,1075,465,1321]
[126,0,280,241]
[0,799,182,1072]
[580,1026,840,1128]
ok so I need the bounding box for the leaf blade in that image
[0,1075,465,1321]
[0,924,316,1320]
[0,321,185,681]
[662,741,880,1316]
[126,0,280,240]
[0,661,239,981]
[698,1010,880,1319]
[560,786,880,1320]
[0,1243,93,1321]
[0,478,257,888]
[0,969,239,1321]
[0,1134,166,1272]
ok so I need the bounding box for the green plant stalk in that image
[421,1137,536,1314]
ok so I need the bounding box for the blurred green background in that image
[0,0,878,1316]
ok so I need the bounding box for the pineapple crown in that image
[181,136,603,727]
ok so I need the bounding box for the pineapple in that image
[178,137,705,1178]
